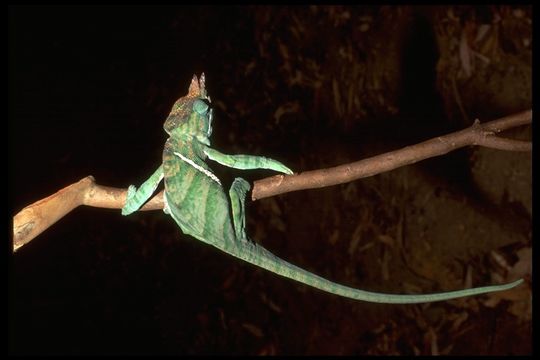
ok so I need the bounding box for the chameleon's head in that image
[164,73,213,144]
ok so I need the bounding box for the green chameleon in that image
[122,73,522,304]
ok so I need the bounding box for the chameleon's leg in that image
[228,177,251,241]
[204,147,293,175]
[122,165,164,216]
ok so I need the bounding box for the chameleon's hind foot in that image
[231,177,251,195]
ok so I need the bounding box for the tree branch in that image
[12,110,531,252]
[12,177,165,252]
[252,110,532,200]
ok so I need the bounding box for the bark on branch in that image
[12,110,531,253]
[252,110,531,199]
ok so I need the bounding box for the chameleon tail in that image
[227,240,523,304]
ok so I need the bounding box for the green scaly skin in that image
[122,73,523,304]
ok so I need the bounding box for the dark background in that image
[9,5,531,355]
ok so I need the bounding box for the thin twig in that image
[252,110,531,200]
[12,110,531,252]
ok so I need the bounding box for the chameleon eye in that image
[193,99,209,115]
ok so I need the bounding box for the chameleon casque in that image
[122,73,522,304]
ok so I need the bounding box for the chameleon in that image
[121,73,523,304]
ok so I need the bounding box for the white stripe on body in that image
[173,151,222,185]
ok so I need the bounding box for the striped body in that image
[163,136,234,248]
[122,73,523,303]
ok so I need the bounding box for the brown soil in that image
[10,5,531,355]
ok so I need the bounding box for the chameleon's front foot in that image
[272,161,294,175]
[282,165,294,175]
[121,185,138,216]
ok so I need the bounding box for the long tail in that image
[223,239,523,304]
